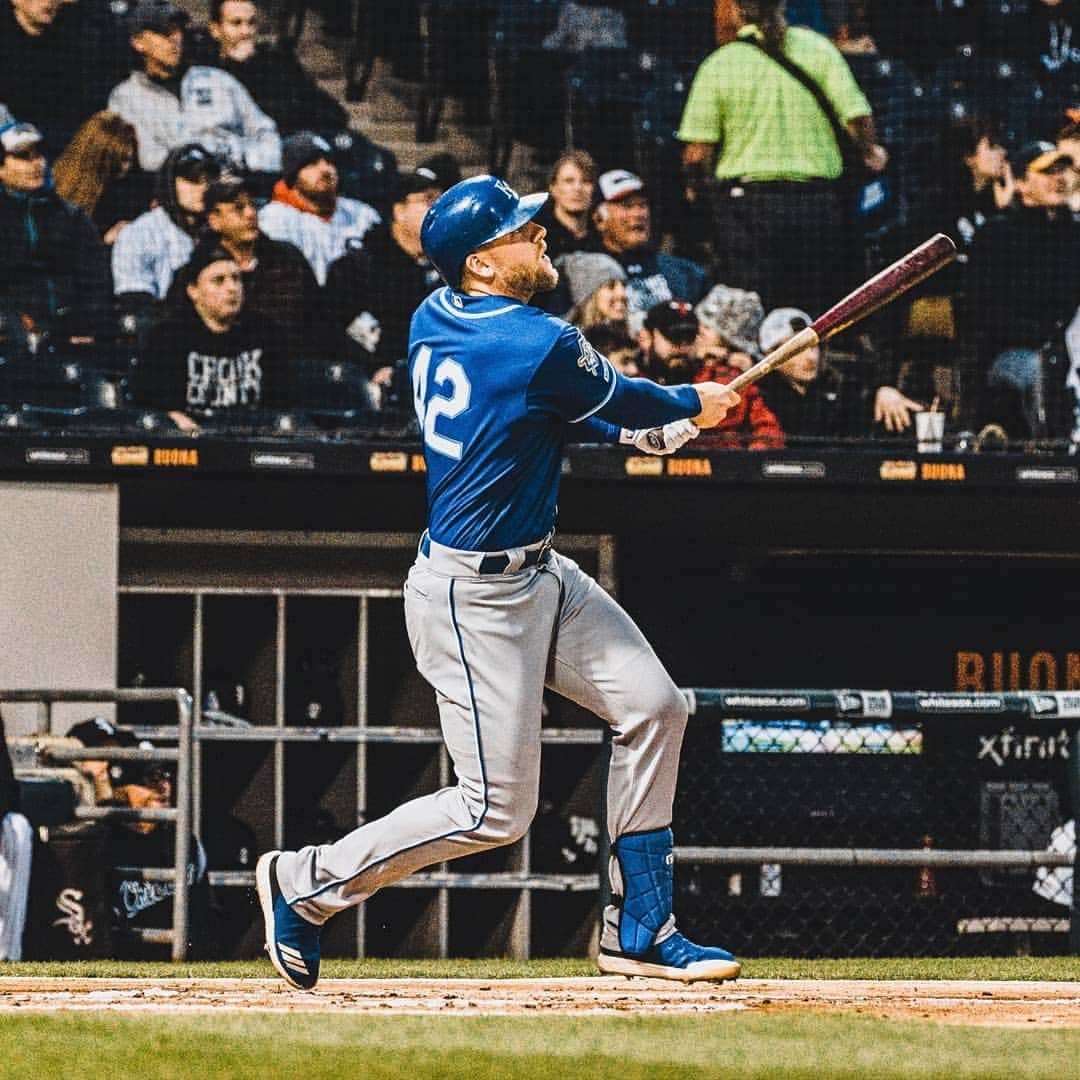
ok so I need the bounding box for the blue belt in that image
[419,532,551,574]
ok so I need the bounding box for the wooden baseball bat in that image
[724,233,957,394]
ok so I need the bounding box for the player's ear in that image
[593,203,608,225]
[462,250,495,284]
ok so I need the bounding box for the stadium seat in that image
[565,47,654,169]
[631,67,695,239]
[845,54,940,150]
[277,0,373,102]
[294,356,379,433]
[488,0,563,172]
[928,56,1045,151]
[625,0,716,70]
[415,0,498,142]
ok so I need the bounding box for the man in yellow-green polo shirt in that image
[677,0,887,316]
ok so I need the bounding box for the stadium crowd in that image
[0,0,1077,450]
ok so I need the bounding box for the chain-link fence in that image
[0,3,1078,450]
[674,689,1078,956]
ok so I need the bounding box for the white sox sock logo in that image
[52,888,93,946]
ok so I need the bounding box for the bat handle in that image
[724,326,821,394]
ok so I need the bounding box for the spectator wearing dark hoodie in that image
[134,234,290,431]
[112,142,221,311]
[0,120,113,341]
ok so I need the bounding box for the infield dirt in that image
[0,977,1077,1028]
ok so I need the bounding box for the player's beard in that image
[502,256,559,299]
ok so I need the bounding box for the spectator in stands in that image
[112,142,221,316]
[532,150,602,261]
[195,0,347,134]
[0,0,105,156]
[638,299,783,448]
[1057,110,1080,215]
[133,235,290,431]
[583,319,639,376]
[192,0,398,208]
[755,306,865,440]
[1000,0,1080,84]
[559,251,628,333]
[694,283,765,373]
[0,708,31,961]
[65,716,215,959]
[891,118,1013,425]
[965,141,1080,443]
[193,172,319,364]
[678,0,887,314]
[258,131,381,285]
[107,0,281,176]
[52,112,145,245]
[593,170,710,331]
[0,121,112,342]
[322,167,446,407]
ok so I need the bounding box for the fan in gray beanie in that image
[556,251,627,312]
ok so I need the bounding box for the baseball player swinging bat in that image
[725,232,957,395]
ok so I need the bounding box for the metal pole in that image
[171,690,194,961]
[1070,723,1080,956]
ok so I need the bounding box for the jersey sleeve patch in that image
[528,325,616,423]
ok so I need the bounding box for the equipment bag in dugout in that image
[23,821,112,960]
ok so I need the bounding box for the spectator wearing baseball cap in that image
[65,716,217,960]
[173,172,319,363]
[107,0,281,175]
[593,169,710,333]
[259,130,381,285]
[639,300,783,449]
[323,167,450,409]
[755,307,866,441]
[0,120,113,343]
[133,234,291,431]
[963,135,1080,442]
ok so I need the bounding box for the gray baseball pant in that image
[276,540,688,925]
[0,812,33,961]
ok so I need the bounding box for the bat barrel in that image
[811,233,957,342]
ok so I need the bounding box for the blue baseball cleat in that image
[597,828,740,983]
[597,912,741,982]
[256,851,322,990]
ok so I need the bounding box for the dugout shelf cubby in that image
[117,528,615,960]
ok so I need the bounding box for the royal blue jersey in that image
[408,288,701,551]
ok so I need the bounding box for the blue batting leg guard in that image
[597,827,740,983]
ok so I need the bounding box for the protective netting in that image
[674,690,1076,956]
[0,2,1077,450]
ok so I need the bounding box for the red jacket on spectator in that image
[693,358,785,449]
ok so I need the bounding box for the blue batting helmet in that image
[420,175,548,289]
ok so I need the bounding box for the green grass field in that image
[1,958,1077,1079]
[2,955,1078,980]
